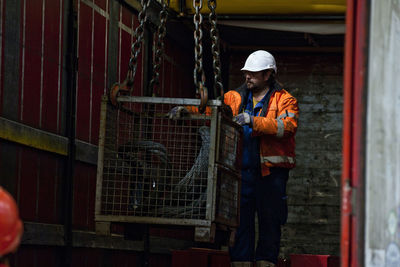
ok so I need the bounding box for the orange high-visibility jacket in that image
[224,83,299,176]
[186,83,299,176]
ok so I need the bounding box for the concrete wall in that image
[365,0,400,266]
[229,51,343,258]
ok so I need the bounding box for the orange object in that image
[224,85,298,176]
[0,187,23,257]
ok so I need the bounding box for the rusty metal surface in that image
[96,97,241,229]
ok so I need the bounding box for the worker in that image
[0,187,23,267]
[168,50,298,267]
[227,50,298,267]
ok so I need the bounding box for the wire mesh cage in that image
[95,96,242,241]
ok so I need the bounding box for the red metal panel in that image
[149,254,171,267]
[72,248,102,267]
[121,6,133,31]
[118,16,132,83]
[37,153,59,223]
[111,250,140,267]
[150,226,194,240]
[172,250,209,267]
[76,1,93,142]
[0,0,4,113]
[118,8,143,96]
[163,40,174,97]
[34,246,60,267]
[72,162,90,229]
[161,59,172,97]
[91,11,107,144]
[15,145,62,224]
[18,147,39,221]
[350,1,368,266]
[41,0,63,133]
[21,0,44,127]
[72,162,97,230]
[341,0,368,266]
[86,164,97,230]
[291,254,339,267]
[85,248,102,267]
[11,246,36,267]
[95,0,107,11]
[163,38,195,98]
[17,147,62,224]
[172,248,229,267]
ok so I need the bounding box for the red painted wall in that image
[0,0,195,265]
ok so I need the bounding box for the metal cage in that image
[95,96,242,242]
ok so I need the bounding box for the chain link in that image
[193,0,205,90]
[193,0,208,113]
[208,0,224,100]
[127,0,151,91]
[149,0,170,93]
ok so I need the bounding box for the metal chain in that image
[208,0,224,100]
[149,0,170,94]
[193,0,205,90]
[109,0,150,106]
[193,0,208,113]
[127,0,151,91]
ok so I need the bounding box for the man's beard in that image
[247,81,263,92]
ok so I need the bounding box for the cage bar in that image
[95,96,242,242]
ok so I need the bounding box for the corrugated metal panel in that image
[76,0,96,142]
[0,0,202,263]
[41,0,64,133]
[11,246,61,267]
[72,162,97,230]
[159,36,194,98]
[15,0,65,133]
[11,246,142,267]
[21,0,44,127]
[118,6,143,96]
[17,146,64,224]
[0,0,4,114]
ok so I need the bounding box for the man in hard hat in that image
[169,50,298,267]
[225,50,298,267]
[0,187,23,267]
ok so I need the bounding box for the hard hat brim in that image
[241,66,277,73]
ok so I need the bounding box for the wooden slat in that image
[22,222,195,253]
[0,116,99,163]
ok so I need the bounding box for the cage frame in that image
[95,95,241,241]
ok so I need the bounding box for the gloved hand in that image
[167,106,188,120]
[234,112,253,126]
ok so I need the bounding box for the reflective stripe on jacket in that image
[224,84,298,176]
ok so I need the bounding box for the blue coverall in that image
[229,91,289,264]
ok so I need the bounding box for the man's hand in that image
[234,113,253,126]
[167,106,188,120]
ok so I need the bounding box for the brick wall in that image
[228,51,343,257]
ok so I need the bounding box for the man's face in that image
[243,70,271,91]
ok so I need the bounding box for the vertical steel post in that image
[62,0,78,266]
[342,0,370,266]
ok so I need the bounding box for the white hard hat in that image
[241,50,277,73]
